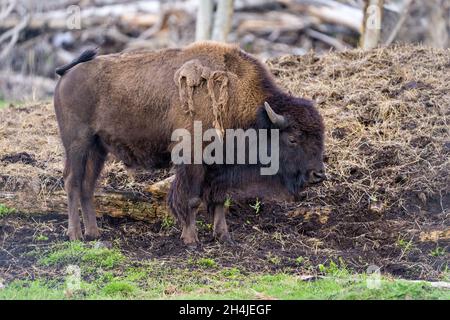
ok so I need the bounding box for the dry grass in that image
[268,45,450,218]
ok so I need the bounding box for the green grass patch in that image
[266,253,282,265]
[196,258,217,269]
[318,258,350,277]
[34,234,49,242]
[196,220,213,231]
[0,204,16,217]
[294,256,305,265]
[396,236,414,253]
[249,198,262,214]
[246,274,449,300]
[0,99,27,109]
[430,246,447,257]
[39,241,124,269]
[0,99,24,109]
[224,196,233,208]
[0,99,9,109]
[221,267,241,279]
[1,262,449,300]
[161,214,175,230]
[0,280,66,300]
[2,246,448,300]
[101,281,137,297]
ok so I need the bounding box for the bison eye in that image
[287,135,297,145]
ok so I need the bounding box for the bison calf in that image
[54,42,325,246]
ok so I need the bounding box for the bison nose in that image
[308,169,327,184]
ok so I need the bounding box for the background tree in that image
[196,0,234,42]
[195,0,213,41]
[211,0,234,42]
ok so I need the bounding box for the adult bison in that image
[54,42,326,246]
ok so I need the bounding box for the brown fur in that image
[54,41,325,244]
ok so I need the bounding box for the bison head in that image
[262,99,326,196]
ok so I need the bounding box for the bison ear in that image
[264,102,288,129]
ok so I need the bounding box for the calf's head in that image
[261,99,326,196]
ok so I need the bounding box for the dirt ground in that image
[0,45,449,282]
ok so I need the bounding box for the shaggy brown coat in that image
[54,41,325,245]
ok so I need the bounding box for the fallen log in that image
[0,188,170,222]
[145,175,175,199]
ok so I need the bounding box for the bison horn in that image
[264,102,287,129]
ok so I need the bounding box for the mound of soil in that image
[0,45,448,281]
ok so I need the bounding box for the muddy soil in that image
[0,198,448,282]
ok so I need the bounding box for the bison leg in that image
[181,221,199,247]
[63,150,86,241]
[213,205,235,245]
[168,165,204,247]
[180,200,200,248]
[80,143,107,240]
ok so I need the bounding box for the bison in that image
[54,42,326,246]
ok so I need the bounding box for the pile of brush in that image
[268,45,449,221]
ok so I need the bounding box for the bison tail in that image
[55,48,98,76]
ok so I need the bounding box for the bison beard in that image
[53,42,325,246]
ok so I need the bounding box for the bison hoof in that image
[84,228,101,241]
[84,233,101,241]
[67,228,83,241]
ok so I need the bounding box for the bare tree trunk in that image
[429,0,448,48]
[212,0,234,42]
[196,0,213,41]
[361,0,384,49]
